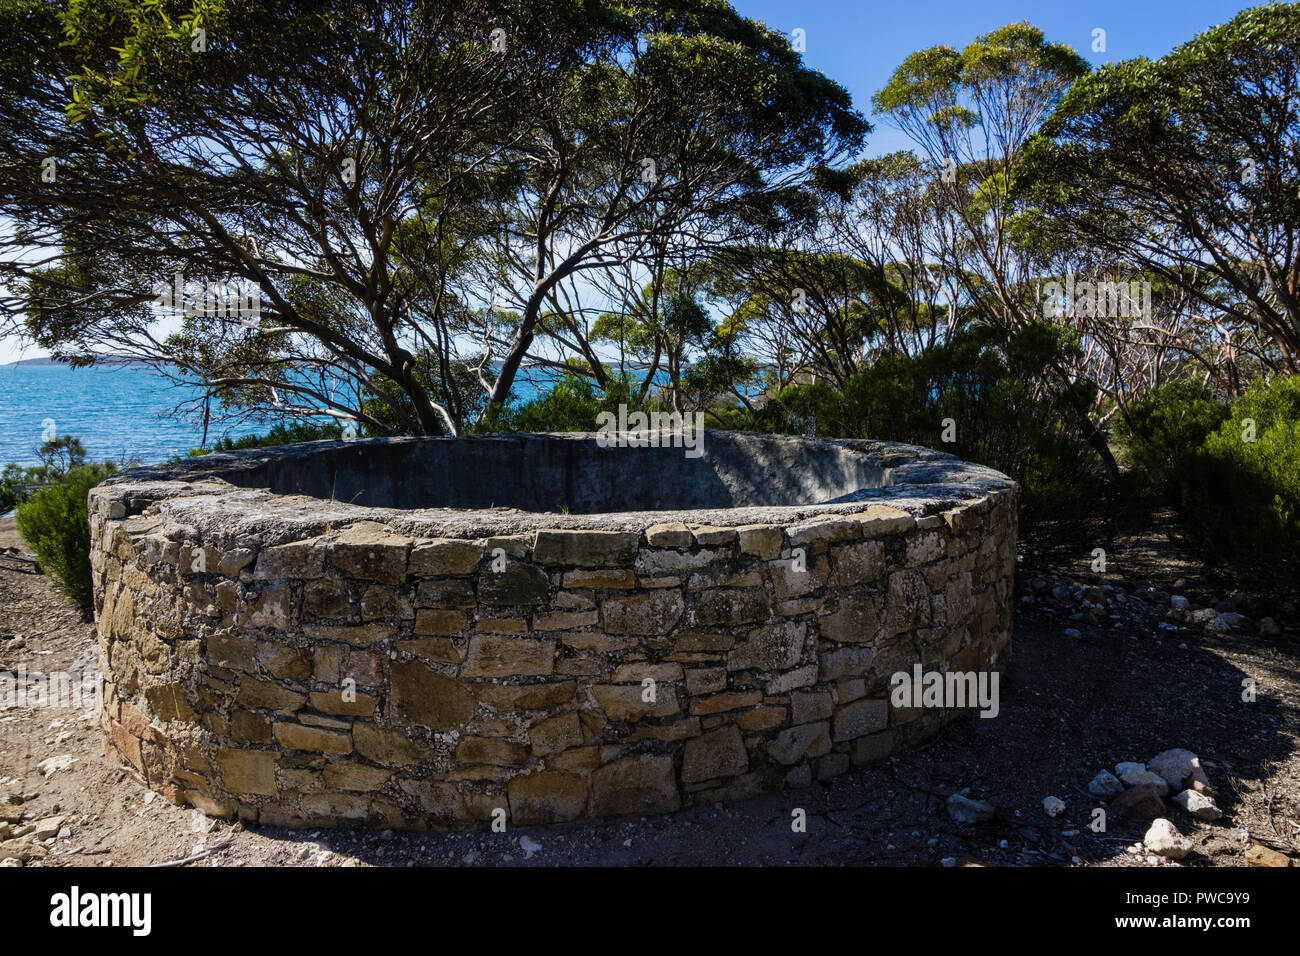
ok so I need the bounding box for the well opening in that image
[200,432,889,514]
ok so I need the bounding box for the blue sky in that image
[0,0,1264,364]
[731,0,1259,156]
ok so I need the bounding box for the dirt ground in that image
[1,510,1297,868]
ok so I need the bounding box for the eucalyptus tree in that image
[0,0,591,435]
[873,23,1089,330]
[477,0,867,415]
[0,0,865,436]
[1017,3,1300,372]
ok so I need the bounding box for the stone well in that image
[89,432,1017,829]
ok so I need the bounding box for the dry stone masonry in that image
[88,432,1017,829]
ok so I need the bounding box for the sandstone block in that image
[602,590,684,635]
[273,722,352,754]
[533,530,639,567]
[727,621,805,672]
[767,722,831,765]
[329,523,409,583]
[562,569,635,589]
[592,684,680,721]
[301,582,348,621]
[455,736,527,767]
[681,725,748,783]
[592,755,680,816]
[461,636,555,678]
[478,561,549,605]
[409,539,483,577]
[737,525,783,560]
[529,713,584,756]
[645,523,692,548]
[508,772,589,825]
[832,699,888,741]
[389,660,477,729]
[218,749,277,795]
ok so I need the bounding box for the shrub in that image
[189,421,343,457]
[1,435,101,514]
[486,369,654,434]
[718,322,1105,524]
[15,462,116,612]
[0,462,37,514]
[1116,380,1230,501]
[1179,374,1300,586]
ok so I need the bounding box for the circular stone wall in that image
[89,432,1017,829]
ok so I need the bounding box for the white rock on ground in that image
[1088,770,1125,797]
[1174,789,1224,821]
[35,755,75,777]
[1042,796,1066,817]
[946,794,995,824]
[1210,612,1246,632]
[1119,766,1171,795]
[1144,818,1193,860]
[1148,748,1212,794]
[31,816,65,841]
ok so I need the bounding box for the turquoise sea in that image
[0,362,564,467]
[0,363,265,466]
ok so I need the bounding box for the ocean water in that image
[0,362,567,467]
[0,363,262,466]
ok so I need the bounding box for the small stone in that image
[1042,796,1066,817]
[519,835,542,860]
[1063,628,1081,639]
[1209,611,1245,632]
[1245,843,1292,867]
[31,815,65,840]
[36,755,76,777]
[1120,769,1170,796]
[1173,789,1223,821]
[1144,818,1192,860]
[946,793,995,824]
[1170,595,1190,611]
[1088,770,1124,797]
[1147,748,1212,795]
[1260,617,1281,636]
[1111,783,1166,821]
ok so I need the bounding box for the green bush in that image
[189,421,343,456]
[1116,380,1230,501]
[1179,374,1300,585]
[15,462,116,612]
[2,435,104,514]
[717,322,1105,524]
[485,369,655,434]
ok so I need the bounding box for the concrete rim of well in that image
[96,431,1017,541]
